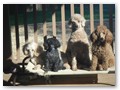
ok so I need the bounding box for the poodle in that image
[22,42,43,70]
[90,25,115,71]
[66,14,91,71]
[43,36,64,72]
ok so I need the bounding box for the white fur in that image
[22,42,43,71]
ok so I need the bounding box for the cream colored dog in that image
[23,42,43,70]
[66,14,91,71]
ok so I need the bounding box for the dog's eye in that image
[72,22,76,25]
[102,32,105,34]
[78,20,80,23]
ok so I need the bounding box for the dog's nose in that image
[71,21,75,24]
[72,22,76,25]
[50,45,55,50]
[100,38,103,41]
[100,38,104,42]
[100,33,104,38]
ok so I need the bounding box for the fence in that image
[3,4,114,63]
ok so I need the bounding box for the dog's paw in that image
[98,64,103,71]
[90,66,96,71]
[102,67,108,71]
[54,70,58,72]
[102,64,108,71]
[72,66,77,71]
[64,63,71,69]
[32,65,41,70]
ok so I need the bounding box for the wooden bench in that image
[11,58,115,86]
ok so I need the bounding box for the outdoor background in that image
[9,4,115,63]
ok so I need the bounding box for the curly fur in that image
[22,42,43,69]
[60,51,71,69]
[66,14,91,71]
[43,36,64,72]
[90,25,115,71]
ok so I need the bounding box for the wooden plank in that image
[70,4,74,16]
[99,4,104,25]
[33,4,38,43]
[90,4,94,33]
[42,4,47,36]
[109,4,113,33]
[50,74,98,84]
[61,4,66,52]
[23,5,28,42]
[52,5,56,36]
[3,4,12,60]
[24,66,114,76]
[109,4,114,48]
[14,74,98,85]
[41,69,112,76]
[80,4,84,16]
[15,5,20,60]
[13,74,97,85]
[13,74,46,85]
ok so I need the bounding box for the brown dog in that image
[90,25,115,71]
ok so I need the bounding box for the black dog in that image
[43,36,64,72]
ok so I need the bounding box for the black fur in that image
[43,36,64,72]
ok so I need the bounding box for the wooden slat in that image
[99,4,103,25]
[33,4,38,43]
[109,4,113,33]
[3,4,12,60]
[109,4,114,48]
[61,4,66,51]
[90,4,94,33]
[42,4,47,36]
[49,75,98,84]
[14,74,98,85]
[22,66,114,76]
[23,5,28,42]
[15,5,20,60]
[70,4,74,16]
[80,4,84,16]
[52,5,56,36]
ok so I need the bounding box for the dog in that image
[22,42,43,70]
[90,25,115,71]
[43,36,64,72]
[66,14,91,71]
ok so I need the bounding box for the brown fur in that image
[90,25,113,44]
[90,25,115,71]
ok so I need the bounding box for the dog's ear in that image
[43,42,48,50]
[53,36,56,39]
[81,17,86,27]
[43,36,48,50]
[43,35,49,50]
[35,45,43,56]
[54,37,61,48]
[68,19,72,28]
[22,44,29,56]
[105,29,113,44]
[55,40,61,48]
[44,35,47,42]
[90,30,98,43]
